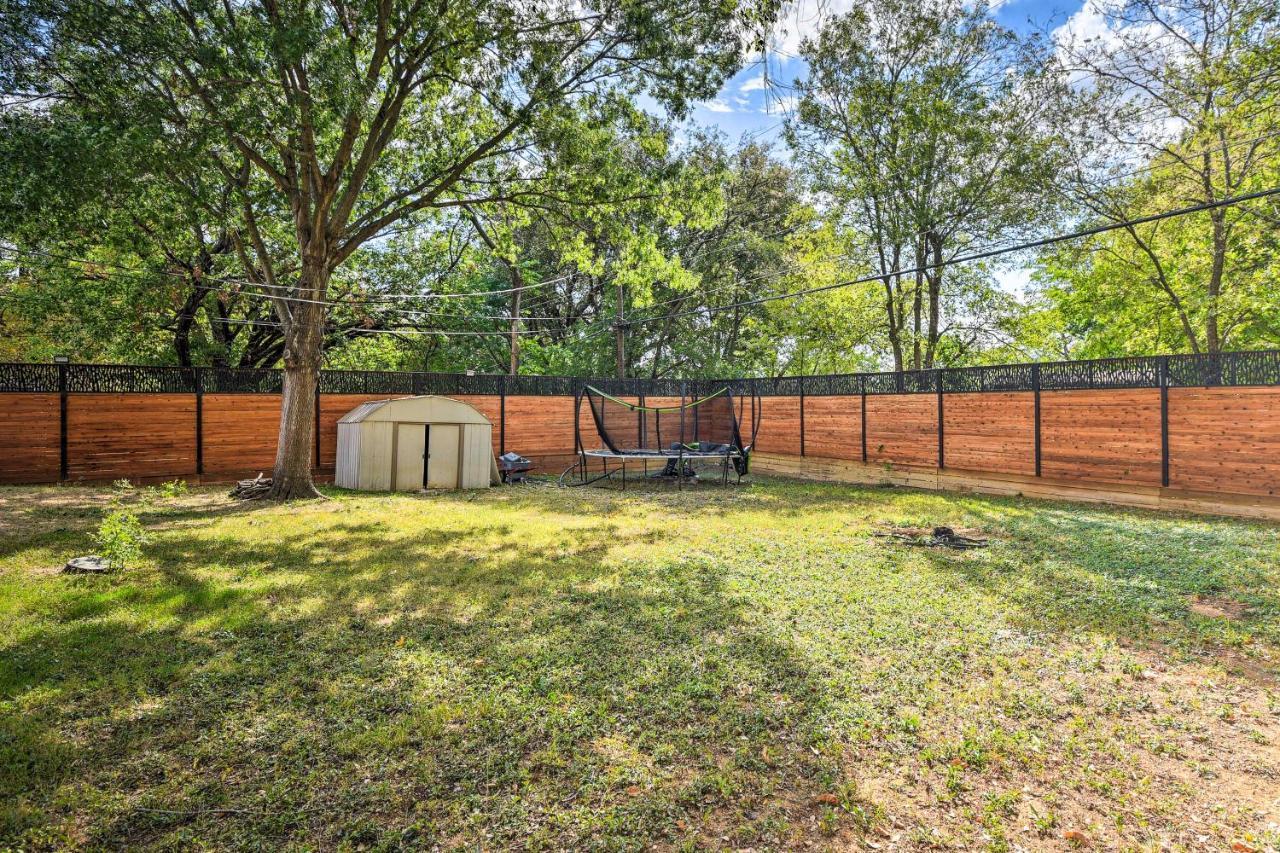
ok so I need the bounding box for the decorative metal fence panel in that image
[0,348,1278,396]
[1038,356,1161,391]
[941,363,1037,393]
[201,368,283,394]
[0,363,60,393]
[65,364,199,394]
[1165,349,1280,387]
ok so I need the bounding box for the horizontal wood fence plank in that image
[503,395,576,473]
[751,452,1280,522]
[1039,389,1162,485]
[0,393,60,483]
[66,394,196,481]
[754,397,802,455]
[202,394,281,476]
[865,394,937,468]
[802,396,862,460]
[1168,387,1280,497]
[942,392,1036,476]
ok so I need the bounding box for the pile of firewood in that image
[230,473,272,500]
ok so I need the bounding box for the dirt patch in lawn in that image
[1189,594,1254,620]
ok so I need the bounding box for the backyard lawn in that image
[1,477,1278,851]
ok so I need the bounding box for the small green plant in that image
[144,479,188,500]
[94,508,148,571]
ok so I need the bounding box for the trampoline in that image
[559,384,761,489]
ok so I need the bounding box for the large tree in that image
[1052,0,1280,354]
[5,0,779,497]
[786,0,1068,370]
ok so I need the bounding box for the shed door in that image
[426,424,460,489]
[394,423,426,491]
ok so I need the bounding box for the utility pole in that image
[614,279,627,378]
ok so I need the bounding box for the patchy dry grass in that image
[1,477,1279,850]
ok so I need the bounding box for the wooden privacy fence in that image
[1,352,1278,518]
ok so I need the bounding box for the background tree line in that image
[4,0,1278,381]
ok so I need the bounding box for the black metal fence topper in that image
[1,349,1278,396]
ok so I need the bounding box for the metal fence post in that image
[1032,363,1042,477]
[58,362,68,481]
[1159,355,1170,487]
[860,375,868,463]
[798,376,806,457]
[936,370,945,469]
[314,381,321,470]
[194,366,203,476]
[498,374,506,456]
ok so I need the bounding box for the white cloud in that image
[702,99,735,113]
[1051,0,1187,60]
[740,73,768,93]
[1050,0,1191,142]
[767,0,858,56]
[1051,0,1116,52]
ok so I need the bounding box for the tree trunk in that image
[1205,207,1226,353]
[614,280,626,378]
[883,275,904,372]
[267,275,327,500]
[923,232,942,369]
[509,285,521,374]
[172,283,204,368]
[911,238,925,371]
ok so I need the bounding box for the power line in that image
[623,184,1280,328]
[229,281,570,323]
[632,134,1280,324]
[217,314,616,341]
[0,245,570,324]
[214,316,572,338]
[0,244,571,307]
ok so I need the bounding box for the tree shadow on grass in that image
[1,508,848,850]
[486,475,921,528]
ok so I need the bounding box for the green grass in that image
[1,477,1279,850]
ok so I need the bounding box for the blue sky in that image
[683,0,1091,294]
[692,0,1087,144]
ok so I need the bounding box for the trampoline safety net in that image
[579,385,757,476]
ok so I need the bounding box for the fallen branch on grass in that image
[876,525,989,549]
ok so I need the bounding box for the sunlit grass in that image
[1,478,1278,849]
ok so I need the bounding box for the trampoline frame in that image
[562,383,762,490]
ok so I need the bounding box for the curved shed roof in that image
[338,395,492,426]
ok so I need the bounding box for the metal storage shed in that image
[335,395,500,491]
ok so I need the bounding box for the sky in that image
[692,0,1089,143]
[684,0,1094,294]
